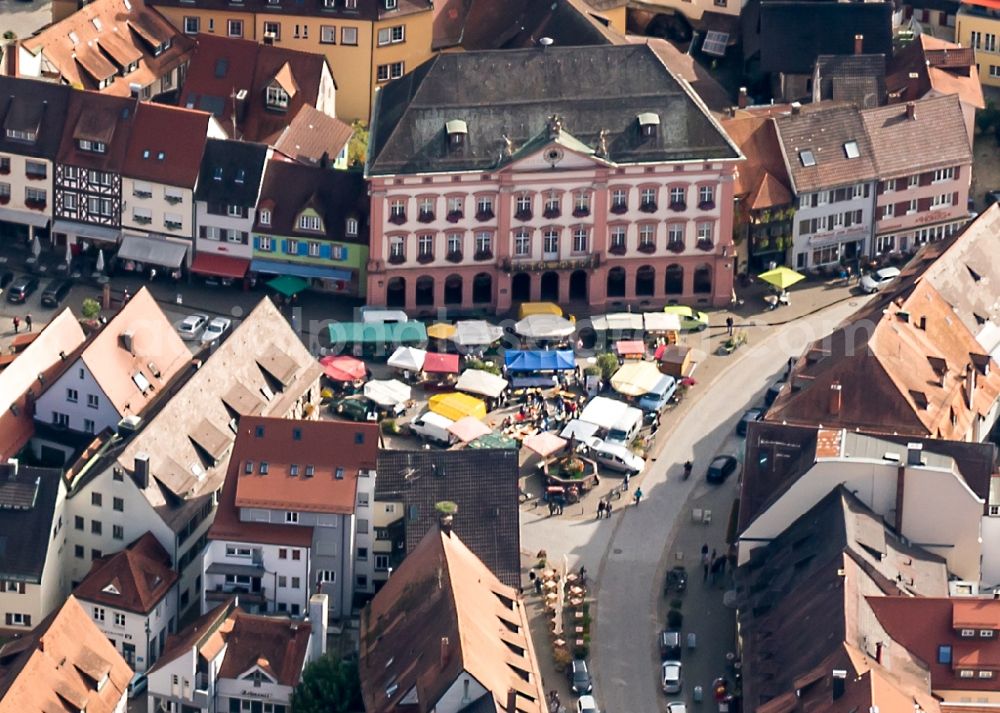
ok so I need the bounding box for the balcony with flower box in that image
[572,206,590,218]
[609,242,627,256]
[698,200,716,211]
[696,238,714,251]
[388,212,407,225]
[637,241,656,254]
[388,252,406,264]
[475,208,495,221]
[639,201,657,213]
[474,249,493,261]
[165,219,183,231]
[446,210,463,223]
[134,215,153,225]
[25,170,47,181]
[165,194,183,205]
[515,208,532,221]
[417,210,435,223]
[0,194,9,205]
[610,201,628,215]
[446,250,463,263]
[417,251,435,264]
[543,206,561,219]
[669,201,686,212]
[667,240,685,253]
[25,198,47,210]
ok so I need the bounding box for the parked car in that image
[765,379,786,407]
[737,407,764,436]
[663,305,709,332]
[570,658,593,695]
[177,314,208,340]
[706,455,739,484]
[859,266,901,294]
[660,629,682,660]
[330,396,372,422]
[667,702,687,713]
[201,316,232,343]
[40,278,73,308]
[577,695,599,713]
[985,189,1000,207]
[5,275,38,304]
[127,672,148,699]
[588,438,645,475]
[661,660,683,694]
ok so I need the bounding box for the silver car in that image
[201,316,232,343]
[177,314,208,340]
[661,660,683,694]
[860,266,901,293]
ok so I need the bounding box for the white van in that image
[409,411,455,446]
[638,375,678,413]
[605,405,644,446]
[127,672,148,698]
[589,438,645,474]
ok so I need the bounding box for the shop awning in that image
[52,220,121,243]
[0,207,49,228]
[447,416,492,443]
[590,313,644,332]
[428,392,487,421]
[456,369,508,398]
[328,322,427,346]
[467,432,518,449]
[504,350,576,372]
[190,252,250,279]
[387,346,427,372]
[423,352,460,374]
[250,258,352,281]
[117,234,188,268]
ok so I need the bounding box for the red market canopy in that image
[423,352,460,374]
[447,416,492,443]
[523,431,568,459]
[319,355,366,382]
[615,340,646,357]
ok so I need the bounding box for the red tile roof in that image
[57,90,139,172]
[73,532,178,615]
[860,95,971,178]
[273,104,353,167]
[0,596,132,712]
[121,102,213,187]
[722,114,793,210]
[0,310,85,458]
[886,35,985,110]
[869,597,1000,692]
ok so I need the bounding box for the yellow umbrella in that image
[427,323,457,340]
[611,361,665,397]
[758,266,805,290]
[428,392,488,421]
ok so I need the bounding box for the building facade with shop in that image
[364,44,742,315]
[0,79,72,248]
[249,161,369,295]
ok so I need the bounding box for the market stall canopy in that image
[579,396,633,431]
[456,369,509,399]
[643,312,682,333]
[504,350,576,372]
[467,432,518,449]
[611,361,665,397]
[757,266,805,290]
[266,275,309,297]
[591,313,644,332]
[387,346,427,372]
[328,321,427,346]
[363,379,412,407]
[514,314,576,340]
[423,352,460,374]
[560,419,600,441]
[523,431,568,459]
[615,340,646,358]
[426,323,457,340]
[428,392,487,421]
[447,416,492,443]
[318,355,366,382]
[455,320,504,347]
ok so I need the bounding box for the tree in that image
[348,120,369,168]
[81,298,101,320]
[291,655,362,713]
[596,353,620,381]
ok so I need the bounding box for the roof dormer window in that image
[346,217,358,236]
[445,119,467,151]
[637,112,659,139]
[235,169,245,184]
[213,167,223,181]
[385,0,397,8]
[843,141,860,159]
[69,31,80,44]
[299,214,323,232]
[266,86,290,111]
[78,139,106,153]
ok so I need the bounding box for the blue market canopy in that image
[504,350,576,372]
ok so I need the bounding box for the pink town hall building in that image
[364,44,743,315]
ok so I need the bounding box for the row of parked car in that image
[175,313,233,344]
[1,272,73,307]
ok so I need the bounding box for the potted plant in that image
[446,210,463,222]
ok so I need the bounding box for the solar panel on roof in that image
[702,31,729,57]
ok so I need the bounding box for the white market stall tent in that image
[456,369,509,399]
[387,346,427,372]
[363,379,412,407]
[454,320,505,347]
[578,396,636,431]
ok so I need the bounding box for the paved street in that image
[0,0,54,40]
[521,293,869,713]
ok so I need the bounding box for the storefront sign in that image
[507,255,598,273]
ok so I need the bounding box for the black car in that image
[660,629,682,660]
[764,379,785,407]
[41,279,73,308]
[570,659,593,694]
[986,190,1000,207]
[6,275,38,304]
[706,455,739,484]
[737,408,764,436]
[0,271,13,290]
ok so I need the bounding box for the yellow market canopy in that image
[611,361,666,397]
[428,392,487,421]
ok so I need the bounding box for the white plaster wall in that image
[35,359,121,435]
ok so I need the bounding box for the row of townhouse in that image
[0,76,370,294]
[728,93,973,273]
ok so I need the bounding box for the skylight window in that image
[142,149,150,159]
[843,141,860,159]
[92,18,102,31]
[132,371,151,392]
[213,167,223,181]
[799,150,816,167]
[157,152,165,160]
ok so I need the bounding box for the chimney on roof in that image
[906,442,923,466]
[791,102,802,115]
[918,315,927,330]
[506,688,517,713]
[4,459,18,479]
[120,330,135,354]
[738,87,748,109]
[965,362,977,409]
[832,670,847,700]
[134,452,150,489]
[906,102,916,121]
[854,34,864,55]
[308,594,328,662]
[440,636,450,669]
[5,45,16,77]
[829,382,842,416]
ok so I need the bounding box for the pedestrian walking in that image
[633,487,643,506]
[24,314,32,332]
[596,501,604,519]
[623,472,630,490]
[702,549,711,582]
[11,316,19,334]
[726,316,734,336]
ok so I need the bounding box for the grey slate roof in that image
[194,138,269,206]
[814,54,887,108]
[367,44,740,176]
[375,448,522,588]
[0,465,61,582]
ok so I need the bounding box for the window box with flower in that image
[667,240,685,254]
[608,243,627,256]
[669,201,686,212]
[388,212,407,225]
[698,200,715,211]
[417,252,434,264]
[639,201,657,213]
[0,195,9,205]
[446,250,463,263]
[417,210,435,223]
[572,207,590,218]
[446,210,463,223]
[475,208,494,221]
[515,208,532,221]
[543,207,561,219]
[0,164,9,176]
[25,198,47,210]
[388,252,406,264]
[696,238,714,251]
[637,242,656,254]
[610,202,628,215]
[474,249,493,261]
